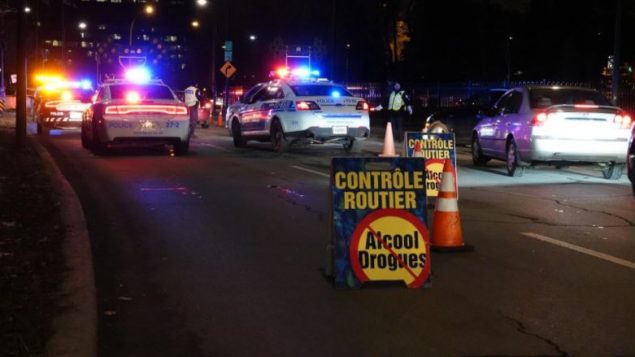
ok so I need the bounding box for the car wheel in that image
[174,140,190,155]
[81,125,89,149]
[202,122,210,129]
[471,134,490,166]
[270,120,289,153]
[343,138,363,153]
[232,120,246,148]
[91,124,107,155]
[37,122,48,136]
[601,163,624,180]
[506,138,524,177]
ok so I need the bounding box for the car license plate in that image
[332,126,347,135]
[139,120,159,130]
[70,112,82,120]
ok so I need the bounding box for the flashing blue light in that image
[292,67,311,78]
[125,67,151,83]
[331,90,341,98]
[80,80,92,90]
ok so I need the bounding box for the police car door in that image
[237,84,266,134]
[244,85,283,134]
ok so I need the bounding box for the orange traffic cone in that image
[430,159,473,252]
[413,140,424,157]
[379,122,399,157]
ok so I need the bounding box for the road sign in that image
[330,157,429,289]
[220,61,237,78]
[404,132,457,197]
[224,41,233,61]
[350,209,430,288]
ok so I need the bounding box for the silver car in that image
[472,86,632,179]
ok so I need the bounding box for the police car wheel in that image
[81,126,89,148]
[232,120,246,148]
[174,140,190,155]
[270,121,289,153]
[37,122,48,136]
[343,138,361,153]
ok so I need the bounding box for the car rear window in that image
[110,85,175,100]
[290,85,353,97]
[529,88,611,109]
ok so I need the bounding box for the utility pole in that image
[16,0,27,149]
[612,0,623,105]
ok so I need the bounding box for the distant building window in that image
[142,34,150,41]
[98,25,106,30]
[81,41,88,48]
[96,0,106,2]
[52,40,60,47]
[113,34,121,40]
[111,0,122,2]
[165,36,178,43]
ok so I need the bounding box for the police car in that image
[81,67,191,154]
[33,79,94,134]
[225,68,370,153]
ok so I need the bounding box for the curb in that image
[32,140,98,357]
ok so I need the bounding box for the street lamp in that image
[78,22,87,30]
[196,0,207,6]
[24,6,31,13]
[249,34,256,41]
[129,4,154,47]
[191,20,200,28]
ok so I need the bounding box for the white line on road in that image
[291,165,330,178]
[522,232,635,271]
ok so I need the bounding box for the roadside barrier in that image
[379,122,398,157]
[430,159,473,252]
[0,98,5,116]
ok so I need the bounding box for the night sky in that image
[2,0,634,88]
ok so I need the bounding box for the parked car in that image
[472,86,632,178]
[423,88,507,145]
[628,123,635,194]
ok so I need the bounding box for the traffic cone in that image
[379,122,399,157]
[430,159,473,252]
[413,140,424,157]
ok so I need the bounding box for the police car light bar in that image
[274,66,321,79]
[124,67,152,83]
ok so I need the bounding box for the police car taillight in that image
[296,101,320,111]
[356,101,369,111]
[530,112,548,126]
[105,105,188,115]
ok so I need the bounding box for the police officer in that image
[184,83,200,135]
[385,81,412,142]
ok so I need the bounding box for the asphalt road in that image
[41,126,635,356]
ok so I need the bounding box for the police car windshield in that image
[529,88,611,109]
[110,85,175,100]
[290,85,353,97]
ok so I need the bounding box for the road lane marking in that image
[291,165,330,178]
[522,232,635,271]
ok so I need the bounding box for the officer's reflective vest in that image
[388,90,405,111]
[184,86,198,107]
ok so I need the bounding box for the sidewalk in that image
[0,112,96,357]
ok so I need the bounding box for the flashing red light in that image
[125,91,141,103]
[276,67,290,78]
[105,105,188,115]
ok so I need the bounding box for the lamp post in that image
[129,4,154,48]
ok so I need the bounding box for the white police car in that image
[81,68,191,155]
[225,68,370,153]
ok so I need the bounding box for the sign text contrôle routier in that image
[334,169,425,210]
